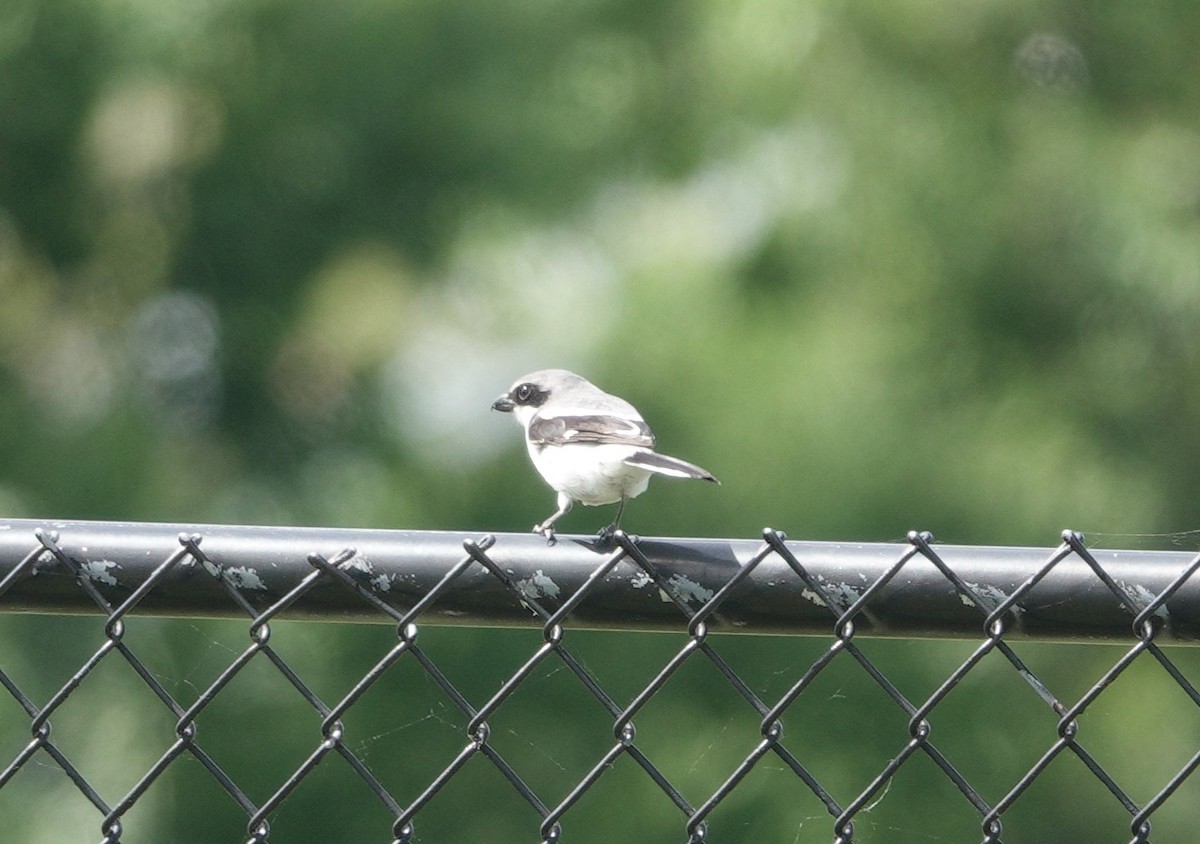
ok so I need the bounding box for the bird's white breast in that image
[526,442,651,506]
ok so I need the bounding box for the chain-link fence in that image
[1,518,1199,844]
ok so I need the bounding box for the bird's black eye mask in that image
[512,382,548,406]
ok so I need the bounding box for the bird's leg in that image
[596,496,628,544]
[533,492,572,545]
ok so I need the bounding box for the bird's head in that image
[492,369,586,426]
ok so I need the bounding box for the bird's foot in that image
[595,523,623,547]
[532,523,557,545]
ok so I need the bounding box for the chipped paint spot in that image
[200,560,266,590]
[800,578,860,612]
[959,582,1012,612]
[800,587,828,608]
[628,571,714,605]
[1121,582,1169,620]
[222,566,266,591]
[81,560,119,586]
[517,570,561,601]
[345,555,390,591]
[659,574,714,606]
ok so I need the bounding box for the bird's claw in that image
[595,524,625,548]
[533,523,557,545]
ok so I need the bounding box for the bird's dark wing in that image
[529,414,655,448]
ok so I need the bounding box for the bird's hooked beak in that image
[492,394,515,412]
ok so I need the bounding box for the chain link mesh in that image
[1,522,1199,843]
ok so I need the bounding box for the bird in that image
[492,369,719,543]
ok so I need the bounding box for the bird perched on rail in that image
[492,369,719,543]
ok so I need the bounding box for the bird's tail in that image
[624,450,719,483]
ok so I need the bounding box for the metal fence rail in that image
[1,518,1199,843]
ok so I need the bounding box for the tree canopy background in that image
[2,2,1200,842]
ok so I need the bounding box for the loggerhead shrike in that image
[492,369,719,543]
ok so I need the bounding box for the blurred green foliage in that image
[2,0,1200,841]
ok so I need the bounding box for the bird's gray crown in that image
[508,369,638,416]
[507,369,588,394]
